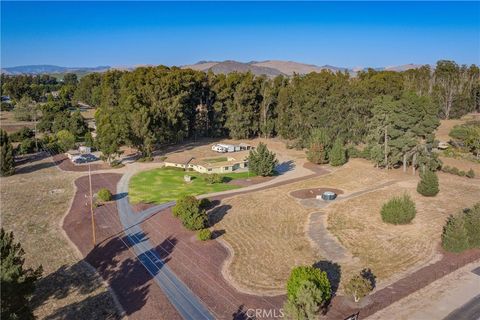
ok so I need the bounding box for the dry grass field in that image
[0,110,35,133]
[214,159,480,295]
[0,157,119,319]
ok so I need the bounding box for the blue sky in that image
[1,1,479,68]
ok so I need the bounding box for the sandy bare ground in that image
[440,156,480,175]
[366,260,480,320]
[435,119,466,142]
[0,156,120,319]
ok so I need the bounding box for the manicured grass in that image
[129,167,253,204]
[203,157,228,164]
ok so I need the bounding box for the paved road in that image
[117,170,214,320]
[114,160,321,319]
[443,294,480,320]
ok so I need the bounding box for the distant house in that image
[164,151,249,174]
[211,143,253,153]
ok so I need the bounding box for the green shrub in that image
[380,194,416,225]
[466,169,475,178]
[416,170,439,197]
[97,188,112,202]
[10,127,34,142]
[464,204,480,248]
[451,167,460,175]
[0,101,12,111]
[0,129,15,176]
[202,173,223,184]
[110,160,124,168]
[197,229,212,241]
[137,156,153,162]
[347,147,370,159]
[442,214,469,253]
[56,130,75,152]
[84,132,95,148]
[286,266,331,302]
[173,195,207,231]
[329,138,347,166]
[18,138,36,155]
[344,273,373,302]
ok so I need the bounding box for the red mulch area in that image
[325,247,480,319]
[53,154,111,172]
[141,207,285,320]
[290,188,344,199]
[63,173,180,320]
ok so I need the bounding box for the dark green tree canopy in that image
[1,228,43,320]
[248,142,278,176]
[0,129,15,177]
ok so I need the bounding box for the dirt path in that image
[308,212,349,261]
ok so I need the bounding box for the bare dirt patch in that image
[440,156,480,175]
[435,118,466,142]
[0,157,119,319]
[0,110,35,133]
[63,173,180,320]
[290,187,344,199]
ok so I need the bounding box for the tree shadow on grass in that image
[14,160,57,175]
[275,160,295,175]
[313,260,342,296]
[208,204,232,226]
[361,268,376,289]
[31,233,177,319]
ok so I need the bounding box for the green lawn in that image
[203,157,229,164]
[128,167,253,204]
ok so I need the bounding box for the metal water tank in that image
[321,191,337,201]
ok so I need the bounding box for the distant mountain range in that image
[0,65,111,75]
[182,60,353,76]
[1,61,425,77]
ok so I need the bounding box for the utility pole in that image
[88,163,96,246]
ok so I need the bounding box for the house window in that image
[224,166,230,170]
[208,168,212,171]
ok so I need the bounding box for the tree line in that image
[1,60,479,170]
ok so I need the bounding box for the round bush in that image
[197,229,212,241]
[381,194,416,224]
[416,170,439,197]
[97,188,112,202]
[286,266,331,302]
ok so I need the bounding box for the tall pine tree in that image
[1,229,42,320]
[0,129,15,176]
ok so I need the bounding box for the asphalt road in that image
[443,294,480,320]
[116,171,214,320]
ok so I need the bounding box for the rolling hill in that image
[1,61,427,77]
